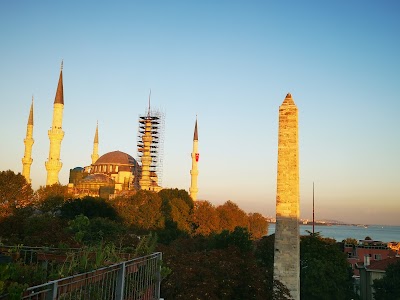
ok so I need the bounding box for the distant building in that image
[358,257,400,300]
[68,150,141,199]
[344,238,397,276]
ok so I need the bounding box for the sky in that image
[0,1,399,226]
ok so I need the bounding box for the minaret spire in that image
[45,62,65,186]
[273,92,300,299]
[147,89,151,117]
[189,116,199,201]
[91,122,99,164]
[22,96,34,184]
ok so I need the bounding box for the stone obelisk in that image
[273,93,300,299]
[189,117,199,201]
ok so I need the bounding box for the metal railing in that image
[21,252,162,300]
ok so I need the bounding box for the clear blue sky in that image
[1,1,399,225]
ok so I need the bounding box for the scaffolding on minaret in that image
[137,99,165,190]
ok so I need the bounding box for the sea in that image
[267,224,400,243]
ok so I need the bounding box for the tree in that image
[159,236,269,299]
[343,237,358,245]
[158,188,194,209]
[216,200,248,232]
[112,190,164,230]
[34,184,70,212]
[60,196,120,221]
[373,259,400,300]
[0,170,33,218]
[248,212,268,240]
[212,227,253,253]
[300,234,355,299]
[192,200,220,236]
[169,198,191,233]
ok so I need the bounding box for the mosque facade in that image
[22,63,166,199]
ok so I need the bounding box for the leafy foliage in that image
[300,234,355,299]
[0,170,33,219]
[112,190,164,230]
[192,200,220,236]
[67,215,125,245]
[212,227,253,253]
[159,235,269,299]
[373,259,400,300]
[217,200,248,232]
[158,188,194,210]
[248,212,268,239]
[343,237,358,245]
[60,196,120,221]
[168,198,192,233]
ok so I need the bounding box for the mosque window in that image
[109,165,113,172]
[115,166,119,172]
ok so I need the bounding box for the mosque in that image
[21,63,200,200]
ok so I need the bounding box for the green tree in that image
[373,259,400,300]
[60,196,120,221]
[216,200,248,232]
[0,170,33,218]
[343,237,358,245]
[248,212,268,240]
[300,234,355,299]
[169,198,191,233]
[35,184,70,212]
[112,191,165,231]
[159,236,269,299]
[158,188,194,210]
[212,226,253,253]
[192,200,220,236]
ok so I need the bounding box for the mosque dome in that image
[94,151,137,166]
[91,150,139,175]
[82,173,114,184]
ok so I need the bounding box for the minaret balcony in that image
[45,160,63,170]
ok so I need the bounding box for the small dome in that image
[72,167,84,171]
[82,174,114,184]
[94,151,137,166]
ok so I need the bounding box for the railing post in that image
[115,261,126,300]
[45,281,58,300]
[156,253,162,299]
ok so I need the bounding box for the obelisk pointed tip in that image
[282,92,296,106]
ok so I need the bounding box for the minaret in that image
[273,93,300,299]
[139,94,153,190]
[45,62,65,186]
[22,97,34,184]
[189,117,199,201]
[91,122,99,164]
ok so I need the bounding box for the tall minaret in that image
[22,97,34,184]
[45,62,65,186]
[91,122,99,164]
[189,117,199,201]
[139,94,152,190]
[273,93,300,299]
